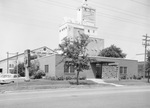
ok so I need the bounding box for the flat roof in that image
[89,56,138,62]
[55,54,137,62]
[59,22,98,29]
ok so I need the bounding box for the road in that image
[0,86,150,108]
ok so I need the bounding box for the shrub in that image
[65,76,73,80]
[56,76,64,80]
[32,70,45,79]
[65,76,86,80]
[51,77,56,80]
[133,75,137,79]
[47,76,56,80]
[79,76,86,80]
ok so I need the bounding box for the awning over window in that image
[90,58,115,64]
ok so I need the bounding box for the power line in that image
[39,0,150,27]
[130,0,150,7]
[90,1,149,20]
[46,0,148,20]
[96,12,150,27]
[75,0,150,19]
[2,0,149,27]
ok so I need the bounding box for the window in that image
[70,65,74,73]
[45,65,49,73]
[93,30,95,33]
[120,67,127,74]
[64,61,75,74]
[120,67,123,74]
[0,68,2,73]
[9,64,14,68]
[43,47,46,51]
[64,63,69,73]
[95,39,97,43]
[124,67,127,74]
[88,29,90,33]
[120,66,127,79]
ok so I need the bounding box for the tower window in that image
[88,30,90,33]
[93,30,95,33]
[95,39,97,43]
[43,47,46,51]
[0,68,2,73]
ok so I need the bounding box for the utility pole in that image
[142,34,150,79]
[6,52,19,88]
[6,52,18,73]
[16,52,19,88]
[7,52,9,74]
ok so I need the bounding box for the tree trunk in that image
[77,71,80,85]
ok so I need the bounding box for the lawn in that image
[0,79,109,92]
[105,79,150,86]
[1,79,150,92]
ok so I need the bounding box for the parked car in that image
[0,74,25,84]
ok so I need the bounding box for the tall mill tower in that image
[77,0,96,27]
[59,0,104,56]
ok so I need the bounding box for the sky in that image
[0,0,150,61]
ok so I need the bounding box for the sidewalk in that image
[87,79,124,87]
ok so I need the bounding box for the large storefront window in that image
[64,61,75,74]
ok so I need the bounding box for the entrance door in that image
[96,64,102,79]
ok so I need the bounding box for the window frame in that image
[45,65,49,73]
[64,61,75,74]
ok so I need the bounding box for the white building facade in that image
[59,0,104,56]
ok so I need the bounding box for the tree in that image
[29,59,40,77]
[146,51,150,83]
[13,59,40,77]
[59,34,90,85]
[13,63,25,77]
[98,44,126,58]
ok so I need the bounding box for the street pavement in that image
[0,86,150,108]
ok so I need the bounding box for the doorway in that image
[96,63,102,79]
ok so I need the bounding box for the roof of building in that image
[59,22,98,29]
[54,54,138,62]
[89,55,138,62]
[0,46,57,62]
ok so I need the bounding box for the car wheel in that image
[11,81,14,83]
